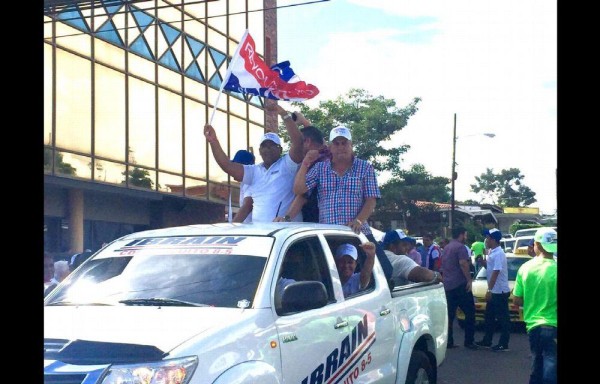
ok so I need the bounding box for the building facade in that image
[44,0,278,257]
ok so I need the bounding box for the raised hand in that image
[302,149,320,168]
[204,124,218,143]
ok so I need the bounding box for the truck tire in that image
[405,350,435,384]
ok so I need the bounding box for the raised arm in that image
[204,124,244,181]
[268,104,304,164]
[293,150,320,195]
[358,242,376,289]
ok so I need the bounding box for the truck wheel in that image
[405,350,434,384]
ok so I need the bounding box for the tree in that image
[123,167,154,189]
[378,164,450,213]
[470,168,536,207]
[44,148,77,175]
[290,88,421,174]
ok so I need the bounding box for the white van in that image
[514,226,557,238]
[514,228,540,238]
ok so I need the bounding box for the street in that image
[438,323,531,384]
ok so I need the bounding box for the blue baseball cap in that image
[383,229,410,246]
[482,228,502,242]
[232,150,255,165]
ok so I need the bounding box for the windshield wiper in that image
[45,301,113,306]
[118,298,209,307]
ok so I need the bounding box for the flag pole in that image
[208,29,249,125]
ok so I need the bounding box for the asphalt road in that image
[437,322,531,384]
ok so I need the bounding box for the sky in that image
[275,0,557,214]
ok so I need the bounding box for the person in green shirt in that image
[512,227,557,384]
[470,240,486,273]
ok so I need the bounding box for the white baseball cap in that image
[260,132,281,146]
[335,243,358,260]
[329,126,352,141]
[534,227,557,253]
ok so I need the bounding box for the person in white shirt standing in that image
[204,105,304,222]
[475,228,512,352]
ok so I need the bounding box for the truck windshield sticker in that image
[302,314,376,384]
[96,236,274,258]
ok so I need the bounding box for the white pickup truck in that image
[44,222,448,384]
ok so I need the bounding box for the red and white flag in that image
[223,30,320,101]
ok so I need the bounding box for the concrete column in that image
[68,189,84,254]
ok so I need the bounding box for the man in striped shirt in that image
[293,126,393,279]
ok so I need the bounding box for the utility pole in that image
[450,113,457,233]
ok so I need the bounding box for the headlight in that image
[101,356,198,384]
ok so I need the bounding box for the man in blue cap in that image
[381,229,441,286]
[475,228,511,352]
[231,150,255,223]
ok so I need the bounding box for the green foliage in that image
[290,88,421,174]
[44,148,77,175]
[379,164,450,213]
[470,167,537,207]
[464,220,487,244]
[123,167,154,189]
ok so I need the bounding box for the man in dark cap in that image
[475,228,511,352]
[381,229,441,286]
[230,150,255,223]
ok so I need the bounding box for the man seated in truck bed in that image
[382,229,442,287]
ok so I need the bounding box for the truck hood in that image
[44,305,249,353]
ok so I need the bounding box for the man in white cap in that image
[292,126,393,281]
[512,227,557,384]
[335,242,376,297]
[204,105,305,222]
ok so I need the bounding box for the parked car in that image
[456,253,533,328]
[513,228,540,238]
[512,235,535,255]
[500,238,516,253]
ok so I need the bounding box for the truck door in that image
[326,236,398,384]
[274,236,350,384]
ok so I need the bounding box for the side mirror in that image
[280,281,328,315]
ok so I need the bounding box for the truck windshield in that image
[45,235,272,308]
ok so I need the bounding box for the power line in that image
[44,0,330,40]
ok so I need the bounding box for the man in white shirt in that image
[204,106,304,222]
[381,229,441,286]
[475,228,511,352]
